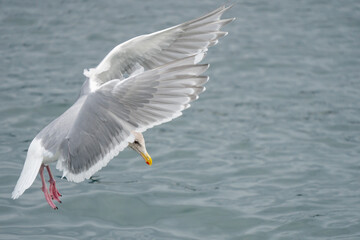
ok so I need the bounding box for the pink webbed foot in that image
[46,165,62,203]
[40,165,58,209]
[41,184,58,209]
[49,179,62,203]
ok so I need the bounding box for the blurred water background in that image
[1,0,360,239]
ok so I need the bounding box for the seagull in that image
[12,5,234,209]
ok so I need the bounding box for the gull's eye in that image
[134,140,140,145]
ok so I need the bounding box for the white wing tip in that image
[11,190,21,199]
[194,52,206,64]
[11,138,45,200]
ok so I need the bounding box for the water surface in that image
[1,0,360,239]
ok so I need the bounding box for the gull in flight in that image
[12,5,234,209]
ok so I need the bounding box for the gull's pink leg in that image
[40,164,57,209]
[46,165,62,203]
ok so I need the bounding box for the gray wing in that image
[57,53,209,182]
[85,5,234,90]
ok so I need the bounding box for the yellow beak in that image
[140,152,152,166]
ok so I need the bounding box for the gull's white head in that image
[128,132,152,166]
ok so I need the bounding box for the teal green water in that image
[1,0,360,239]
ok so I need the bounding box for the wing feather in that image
[57,54,209,182]
[85,5,234,90]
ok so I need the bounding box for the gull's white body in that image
[12,5,234,207]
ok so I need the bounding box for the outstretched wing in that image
[84,5,234,90]
[57,54,209,182]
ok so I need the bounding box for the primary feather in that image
[84,5,234,90]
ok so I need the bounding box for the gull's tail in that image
[12,138,44,199]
